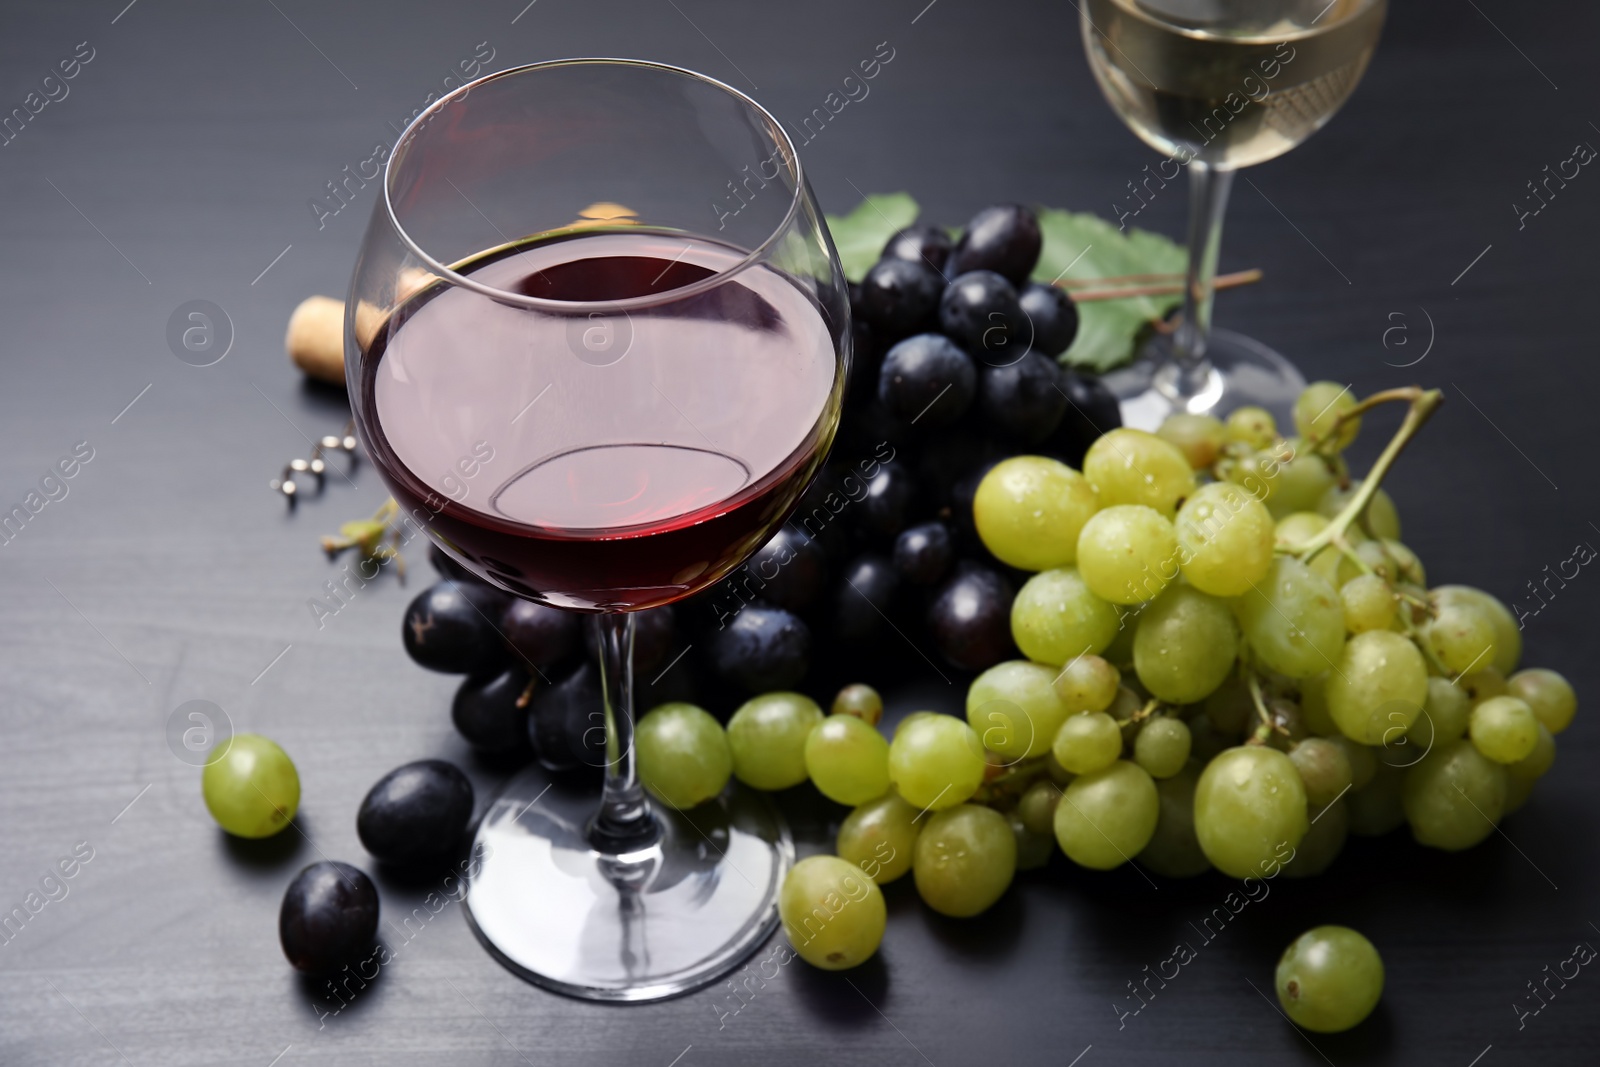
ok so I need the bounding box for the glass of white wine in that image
[1081,0,1386,428]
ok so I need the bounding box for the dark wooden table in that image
[2,1,1597,1063]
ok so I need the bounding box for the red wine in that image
[360,232,843,611]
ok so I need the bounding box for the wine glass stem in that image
[1168,161,1235,398]
[588,613,659,853]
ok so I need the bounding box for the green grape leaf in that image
[1032,208,1187,373]
[826,192,920,282]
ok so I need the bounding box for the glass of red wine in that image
[346,59,849,1001]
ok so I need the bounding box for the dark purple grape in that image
[452,667,533,753]
[1049,368,1123,467]
[929,563,1015,671]
[836,555,900,642]
[746,526,828,613]
[709,605,811,692]
[501,599,581,671]
[279,861,379,974]
[914,428,1007,510]
[949,204,1042,286]
[1018,282,1079,357]
[402,581,509,675]
[857,258,944,342]
[881,224,954,274]
[356,760,475,866]
[979,350,1068,446]
[939,271,1025,365]
[428,541,476,583]
[859,460,919,540]
[893,522,954,586]
[527,662,600,772]
[877,333,976,429]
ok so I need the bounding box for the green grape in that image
[831,683,883,726]
[1175,482,1276,596]
[1225,405,1278,449]
[973,456,1100,571]
[1275,925,1384,1032]
[1266,442,1340,519]
[1376,540,1426,586]
[635,702,733,810]
[836,794,919,884]
[1294,382,1361,452]
[1284,800,1348,878]
[1340,574,1397,634]
[1403,739,1507,850]
[726,692,824,790]
[1461,667,1509,706]
[1009,812,1056,871]
[1232,555,1346,679]
[1133,583,1238,704]
[887,713,985,811]
[1137,761,1211,877]
[201,733,300,838]
[966,660,1071,760]
[1156,412,1227,469]
[1326,630,1427,745]
[779,855,886,970]
[1289,737,1355,808]
[1423,600,1497,676]
[1052,653,1121,713]
[1011,567,1121,665]
[1433,585,1521,675]
[1346,762,1405,836]
[1134,717,1192,779]
[894,710,936,737]
[1017,779,1063,836]
[1507,668,1577,734]
[1224,444,1294,508]
[1053,760,1159,870]
[1077,505,1180,605]
[1318,481,1401,541]
[1506,723,1556,788]
[1052,711,1123,775]
[1413,677,1471,745]
[1193,746,1308,878]
[804,715,891,805]
[1468,696,1538,764]
[1082,428,1197,517]
[1299,673,1338,736]
[913,804,1016,916]
[1274,510,1331,551]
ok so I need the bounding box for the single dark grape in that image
[881,224,954,274]
[452,667,534,753]
[527,662,601,772]
[978,349,1068,446]
[279,861,379,974]
[428,541,476,583]
[709,605,811,692]
[356,760,475,866]
[836,554,900,643]
[914,428,1007,510]
[949,204,1042,286]
[856,257,944,342]
[846,319,881,408]
[746,526,828,613]
[501,599,580,671]
[893,522,955,585]
[401,580,509,675]
[929,562,1016,671]
[1049,369,1123,466]
[876,333,976,429]
[1017,281,1080,357]
[939,270,1025,365]
[859,460,919,540]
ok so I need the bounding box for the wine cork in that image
[286,295,346,386]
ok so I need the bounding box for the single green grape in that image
[894,710,936,738]
[1082,428,1196,517]
[1468,696,1539,764]
[1053,760,1159,870]
[831,683,883,726]
[1010,567,1121,666]
[1052,653,1120,714]
[1403,739,1507,850]
[1137,761,1211,877]
[1274,511,1330,552]
[1340,574,1398,634]
[913,804,1016,916]
[972,456,1100,571]
[635,702,732,810]
[1275,925,1384,1032]
[1266,441,1340,519]
[726,692,824,791]
[1506,722,1556,787]
[779,855,886,970]
[804,715,891,805]
[1175,482,1276,597]
[1156,412,1227,469]
[1232,555,1346,679]
[836,794,919,884]
[1225,405,1278,449]
[1375,539,1426,586]
[1077,505,1180,605]
[1347,762,1405,836]
[1193,746,1308,878]
[1224,445,1293,509]
[887,713,985,811]
[1133,583,1238,704]
[1294,381,1361,451]
[1424,600,1497,676]
[1052,711,1123,775]
[1318,481,1401,541]
[1288,737,1354,808]
[1507,668,1576,734]
[201,733,300,838]
[1433,585,1521,675]
[1326,630,1428,745]
[1017,779,1063,836]
[1009,812,1056,871]
[1134,717,1191,779]
[1283,800,1348,878]
[967,660,1071,760]
[1412,677,1471,746]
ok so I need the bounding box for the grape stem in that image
[1245,672,1277,746]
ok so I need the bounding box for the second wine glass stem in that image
[589,612,659,853]
[1167,161,1236,398]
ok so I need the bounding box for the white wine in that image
[1082,0,1385,169]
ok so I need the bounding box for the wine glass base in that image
[463,763,793,1002]
[1101,327,1306,431]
